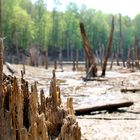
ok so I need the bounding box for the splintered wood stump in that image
[0,70,81,140]
[75,100,133,115]
[60,115,81,140]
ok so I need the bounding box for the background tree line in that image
[2,0,140,64]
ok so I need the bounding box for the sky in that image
[31,0,140,19]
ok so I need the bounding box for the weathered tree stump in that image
[0,70,81,140]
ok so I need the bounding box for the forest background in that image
[2,0,140,64]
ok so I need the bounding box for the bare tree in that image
[101,16,114,76]
[0,0,3,110]
[134,34,139,68]
[79,22,97,78]
[119,14,125,67]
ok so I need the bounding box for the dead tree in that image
[110,51,114,70]
[127,47,131,68]
[76,49,79,70]
[119,14,125,67]
[0,38,3,110]
[0,0,3,110]
[45,48,48,69]
[80,22,97,78]
[116,48,120,66]
[101,16,114,76]
[134,35,139,68]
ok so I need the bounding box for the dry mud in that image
[4,64,140,140]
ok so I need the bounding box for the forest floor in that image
[3,63,140,140]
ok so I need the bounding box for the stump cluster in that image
[0,71,81,140]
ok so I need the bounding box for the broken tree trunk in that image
[80,22,97,77]
[116,48,120,66]
[75,100,133,115]
[0,38,3,110]
[127,47,131,68]
[76,49,79,70]
[134,34,139,68]
[119,14,125,67]
[0,0,3,110]
[110,51,114,70]
[101,16,114,76]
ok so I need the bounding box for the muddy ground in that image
[4,63,140,140]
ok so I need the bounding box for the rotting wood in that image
[78,116,140,120]
[54,60,57,70]
[127,47,131,68]
[119,14,125,67]
[72,60,76,71]
[75,100,133,115]
[83,77,108,82]
[0,69,81,140]
[45,48,48,69]
[67,97,75,115]
[110,52,114,70]
[0,38,4,110]
[116,49,120,66]
[121,87,140,92]
[80,22,97,78]
[101,16,114,76]
[49,69,60,108]
[134,34,139,68]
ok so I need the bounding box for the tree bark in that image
[101,16,114,76]
[121,87,140,92]
[127,47,131,68]
[119,14,125,67]
[45,48,48,69]
[0,38,3,110]
[79,22,97,77]
[75,100,133,115]
[0,0,4,110]
[134,34,139,68]
[110,51,114,70]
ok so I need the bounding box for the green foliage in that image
[2,0,139,60]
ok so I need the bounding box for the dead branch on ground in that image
[75,100,133,115]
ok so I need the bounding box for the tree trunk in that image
[0,0,3,110]
[76,49,79,70]
[101,16,114,76]
[110,51,114,70]
[45,48,48,69]
[134,35,139,68]
[119,14,125,67]
[116,48,120,66]
[0,38,3,110]
[79,22,97,77]
[127,47,131,68]
[121,87,140,92]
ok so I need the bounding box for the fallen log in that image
[121,87,140,92]
[82,77,108,82]
[78,116,140,120]
[75,100,133,115]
